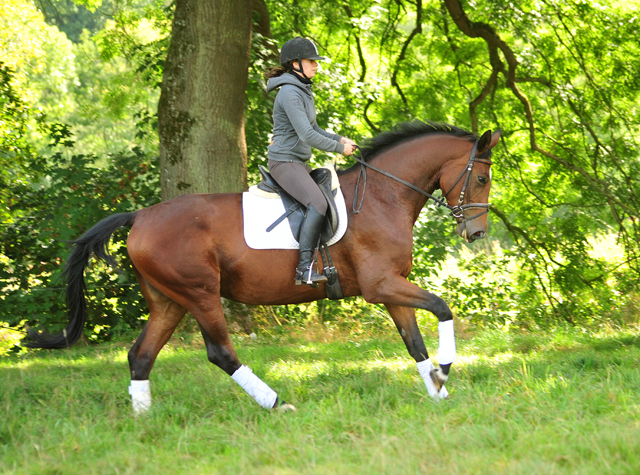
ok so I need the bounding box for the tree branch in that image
[490,206,564,321]
[566,98,640,211]
[251,0,279,63]
[391,0,422,105]
[469,62,499,135]
[364,98,381,133]
[442,0,640,219]
[343,4,367,83]
[438,0,458,53]
[514,77,551,87]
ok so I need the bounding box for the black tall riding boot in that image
[295,205,328,286]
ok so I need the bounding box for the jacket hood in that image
[267,73,312,95]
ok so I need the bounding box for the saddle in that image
[250,165,344,300]
[255,165,340,244]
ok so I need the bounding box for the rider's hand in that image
[342,143,356,156]
[340,137,357,147]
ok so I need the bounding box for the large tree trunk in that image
[158,0,252,200]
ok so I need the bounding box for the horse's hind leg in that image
[191,293,294,411]
[127,272,187,414]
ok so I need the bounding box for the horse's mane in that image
[338,120,477,175]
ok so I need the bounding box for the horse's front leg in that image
[385,304,451,400]
[362,277,455,399]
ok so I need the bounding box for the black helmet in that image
[280,37,327,66]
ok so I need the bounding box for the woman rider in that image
[265,37,357,287]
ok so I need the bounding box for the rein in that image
[351,140,492,225]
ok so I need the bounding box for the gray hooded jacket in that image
[267,73,345,163]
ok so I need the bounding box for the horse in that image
[28,121,501,414]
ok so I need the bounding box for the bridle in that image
[351,139,493,225]
[441,140,493,222]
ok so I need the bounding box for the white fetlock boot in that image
[417,359,448,400]
[129,380,151,415]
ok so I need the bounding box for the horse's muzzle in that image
[469,230,485,242]
[456,222,486,243]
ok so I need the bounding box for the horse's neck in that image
[366,136,461,220]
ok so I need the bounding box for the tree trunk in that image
[158,0,252,200]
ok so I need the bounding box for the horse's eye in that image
[477,175,488,185]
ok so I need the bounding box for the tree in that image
[158,0,253,199]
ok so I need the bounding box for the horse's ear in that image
[477,129,502,155]
[490,129,502,149]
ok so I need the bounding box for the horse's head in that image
[440,129,501,243]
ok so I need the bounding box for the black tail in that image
[26,212,138,349]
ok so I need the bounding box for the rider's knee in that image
[310,198,327,216]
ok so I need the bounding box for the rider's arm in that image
[311,122,342,143]
[279,89,345,154]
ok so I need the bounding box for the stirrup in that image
[294,267,327,287]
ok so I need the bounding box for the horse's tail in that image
[26,212,138,349]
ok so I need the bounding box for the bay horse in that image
[29,121,501,413]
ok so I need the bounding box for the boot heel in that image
[295,279,303,285]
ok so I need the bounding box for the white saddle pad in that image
[242,188,349,250]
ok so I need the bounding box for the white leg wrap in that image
[417,359,439,399]
[438,320,456,366]
[417,359,448,400]
[129,380,151,415]
[231,365,278,409]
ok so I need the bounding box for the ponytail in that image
[264,61,294,80]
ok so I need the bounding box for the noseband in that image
[441,140,493,223]
[352,140,492,225]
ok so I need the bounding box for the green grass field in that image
[2,325,640,474]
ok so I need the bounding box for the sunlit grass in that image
[2,326,640,474]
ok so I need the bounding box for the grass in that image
[2,324,640,474]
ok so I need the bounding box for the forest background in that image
[1,0,640,346]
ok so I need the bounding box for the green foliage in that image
[251,297,393,336]
[0,64,159,342]
[1,145,159,339]
[411,203,460,279]
[0,63,43,224]
[439,0,640,324]
[439,252,521,329]
[36,0,110,42]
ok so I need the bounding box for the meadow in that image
[1,325,640,474]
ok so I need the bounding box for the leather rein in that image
[351,140,492,225]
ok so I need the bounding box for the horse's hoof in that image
[275,403,296,413]
[429,368,447,392]
[438,385,449,400]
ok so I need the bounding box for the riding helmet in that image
[279,37,327,66]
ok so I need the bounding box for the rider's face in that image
[294,59,318,78]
